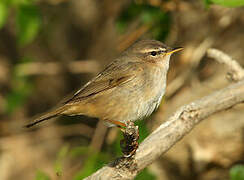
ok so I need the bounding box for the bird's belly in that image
[136,86,165,120]
[103,80,165,126]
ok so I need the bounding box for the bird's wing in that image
[65,61,142,104]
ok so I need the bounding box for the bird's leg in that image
[106,119,126,129]
[120,121,139,158]
[106,119,139,157]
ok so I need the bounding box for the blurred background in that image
[0,0,244,179]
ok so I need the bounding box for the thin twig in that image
[89,120,108,151]
[15,60,100,76]
[166,37,214,98]
[207,48,244,81]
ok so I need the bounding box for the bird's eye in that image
[150,51,157,56]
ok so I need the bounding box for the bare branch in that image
[89,121,108,151]
[15,60,100,76]
[166,37,214,98]
[207,49,244,81]
[85,79,244,180]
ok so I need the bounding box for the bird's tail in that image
[25,105,68,128]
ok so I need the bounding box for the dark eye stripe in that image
[150,50,165,56]
[159,49,166,53]
[149,48,167,56]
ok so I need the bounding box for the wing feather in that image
[65,61,142,103]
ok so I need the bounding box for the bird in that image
[25,40,182,129]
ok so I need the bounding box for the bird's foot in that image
[120,121,139,158]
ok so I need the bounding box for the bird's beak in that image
[166,47,183,55]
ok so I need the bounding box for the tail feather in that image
[25,106,67,128]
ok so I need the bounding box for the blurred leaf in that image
[0,1,9,29]
[108,130,125,157]
[135,168,156,180]
[5,75,33,113]
[230,165,244,180]
[205,0,244,7]
[17,4,41,45]
[139,6,165,24]
[70,146,90,157]
[9,0,36,6]
[54,145,69,176]
[72,150,109,180]
[204,0,213,6]
[116,3,142,33]
[35,170,50,180]
[135,120,150,143]
[5,58,34,114]
[116,3,170,40]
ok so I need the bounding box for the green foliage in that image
[0,0,9,29]
[135,168,156,180]
[230,165,244,180]
[5,58,34,114]
[70,146,91,157]
[72,148,110,180]
[0,0,41,45]
[1,1,41,115]
[54,145,69,176]
[35,146,110,179]
[11,0,36,5]
[35,170,50,180]
[116,2,170,41]
[17,4,41,45]
[5,78,32,113]
[108,130,125,156]
[70,146,156,180]
[204,0,244,7]
[135,119,150,143]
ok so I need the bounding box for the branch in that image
[85,79,244,179]
[85,49,244,180]
[207,48,244,81]
[15,60,100,76]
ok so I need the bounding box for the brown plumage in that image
[25,40,182,128]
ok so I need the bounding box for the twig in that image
[15,60,100,76]
[166,37,214,98]
[117,24,150,52]
[89,121,108,151]
[207,48,244,81]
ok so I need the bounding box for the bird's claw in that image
[120,121,139,158]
